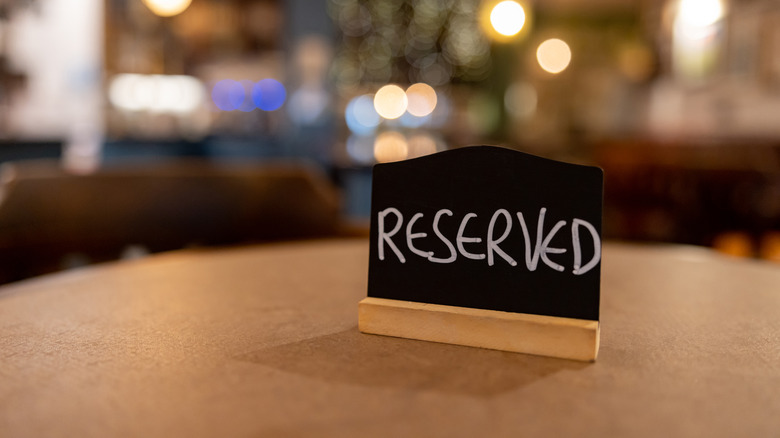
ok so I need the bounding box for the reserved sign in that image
[366,146,603,322]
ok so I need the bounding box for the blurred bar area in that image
[1,0,780,282]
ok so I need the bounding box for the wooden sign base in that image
[358,297,600,362]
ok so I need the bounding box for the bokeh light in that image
[504,81,537,119]
[413,54,453,86]
[109,74,144,112]
[287,87,329,125]
[142,0,192,17]
[536,38,572,74]
[480,0,531,43]
[337,3,372,37]
[109,74,204,113]
[374,131,409,163]
[442,22,491,77]
[346,135,376,165]
[374,84,408,119]
[490,1,525,37]
[405,83,437,117]
[251,79,287,111]
[677,0,724,28]
[236,80,256,112]
[210,79,287,112]
[211,79,245,111]
[672,0,725,79]
[157,75,203,113]
[131,76,155,110]
[345,94,381,135]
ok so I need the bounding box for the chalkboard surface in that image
[367,146,603,321]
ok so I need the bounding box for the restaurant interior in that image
[3,2,780,436]
[1,0,780,283]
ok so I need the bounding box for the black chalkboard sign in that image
[366,145,603,322]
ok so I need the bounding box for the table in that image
[1,239,779,437]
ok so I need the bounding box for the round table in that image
[1,239,779,437]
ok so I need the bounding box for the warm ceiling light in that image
[142,0,192,17]
[536,38,572,74]
[677,0,724,28]
[490,1,526,37]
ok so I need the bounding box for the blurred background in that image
[1,0,779,282]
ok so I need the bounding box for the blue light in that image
[211,79,244,111]
[252,79,286,111]
[345,94,381,135]
[237,80,257,112]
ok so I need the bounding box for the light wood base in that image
[358,297,599,361]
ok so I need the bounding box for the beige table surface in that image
[1,238,779,437]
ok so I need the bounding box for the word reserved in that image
[377,206,600,275]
